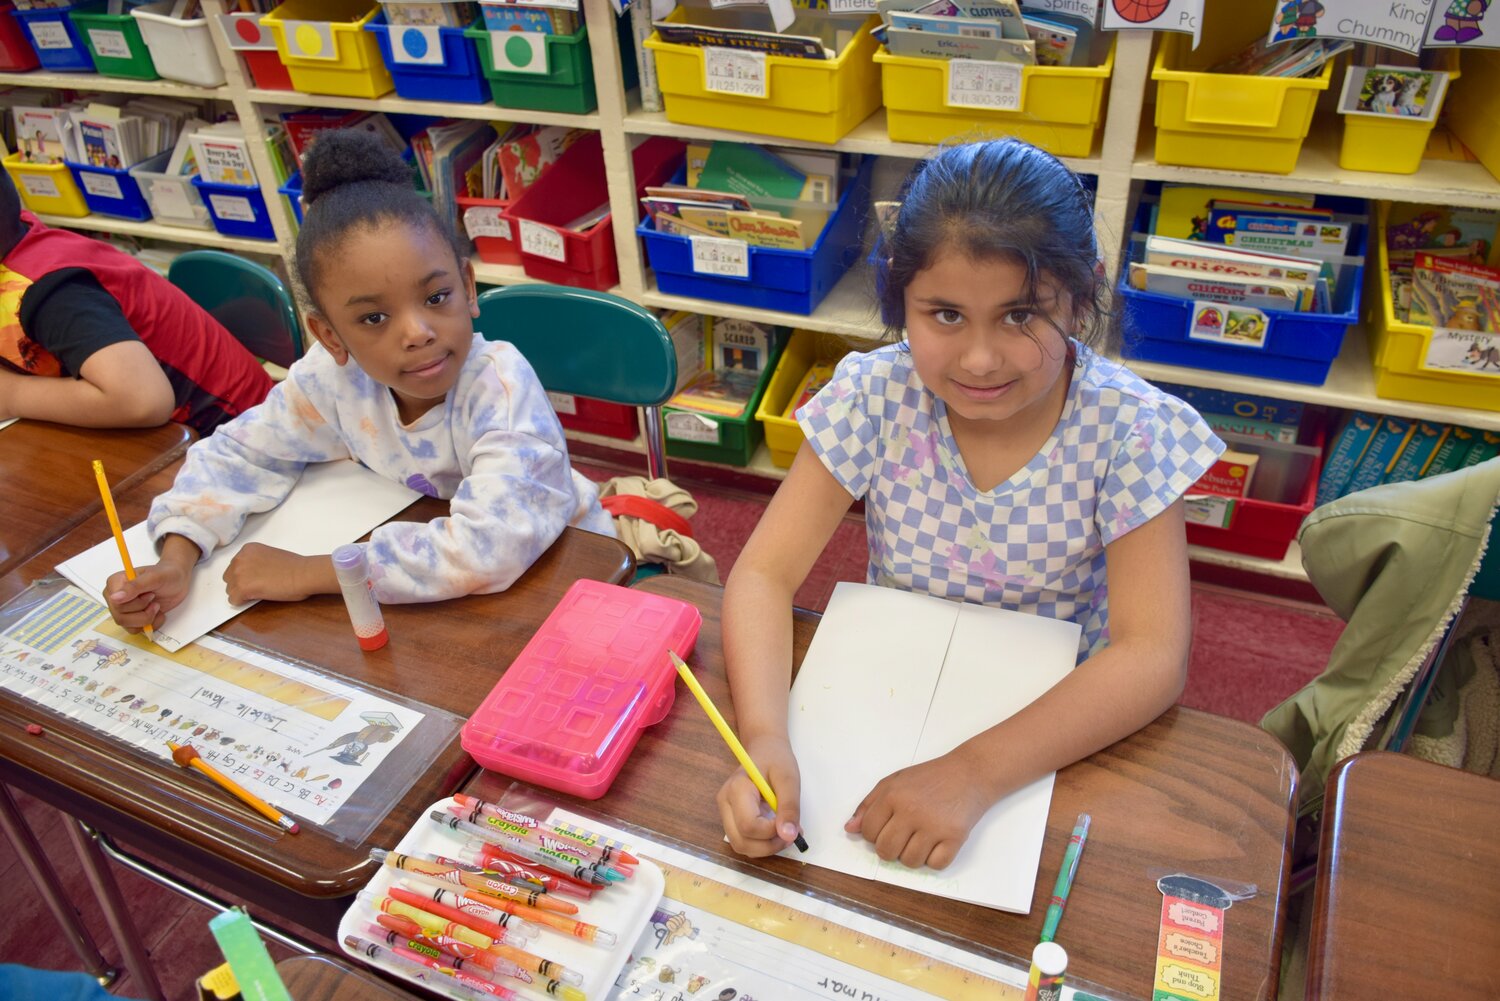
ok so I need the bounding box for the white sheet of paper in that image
[58,459,420,652]
[785,581,1080,912]
[0,418,17,431]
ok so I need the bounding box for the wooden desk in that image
[463,575,1298,1001]
[1307,751,1500,1000]
[0,460,634,935]
[276,955,423,1000]
[0,421,193,577]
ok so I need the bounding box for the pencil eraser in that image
[287,822,300,835]
[25,723,43,736]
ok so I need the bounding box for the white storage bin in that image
[131,0,226,87]
[130,150,211,230]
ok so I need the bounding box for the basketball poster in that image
[1101,0,1203,47]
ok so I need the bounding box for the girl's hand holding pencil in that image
[104,533,200,635]
[714,732,805,858]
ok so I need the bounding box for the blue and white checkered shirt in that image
[797,341,1224,660]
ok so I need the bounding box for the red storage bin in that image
[1185,421,1326,561]
[0,0,39,70]
[218,10,293,90]
[546,389,638,441]
[503,133,682,291]
[458,193,518,266]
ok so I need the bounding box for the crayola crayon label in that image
[1153,875,1229,1001]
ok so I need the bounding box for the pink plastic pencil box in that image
[461,579,702,799]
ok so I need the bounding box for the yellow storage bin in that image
[874,38,1112,157]
[1445,47,1500,184]
[1150,1,1334,175]
[3,152,87,217]
[1340,49,1460,174]
[262,0,391,99]
[755,329,870,467]
[643,11,881,144]
[1368,204,1500,412]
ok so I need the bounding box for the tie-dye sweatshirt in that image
[148,333,615,603]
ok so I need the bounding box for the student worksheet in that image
[785,582,1080,912]
[58,459,420,652]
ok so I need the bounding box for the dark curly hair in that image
[294,128,467,312]
[874,139,1116,353]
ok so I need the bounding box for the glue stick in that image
[1023,941,1067,1001]
[332,544,387,650]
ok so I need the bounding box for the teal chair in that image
[476,284,677,480]
[167,250,304,370]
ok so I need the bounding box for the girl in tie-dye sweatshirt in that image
[105,130,612,632]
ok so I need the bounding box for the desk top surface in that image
[1308,751,1500,1000]
[0,458,634,902]
[276,955,422,1000]
[462,575,1299,1001]
[0,421,194,578]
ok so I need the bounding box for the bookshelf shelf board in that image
[623,103,1104,173]
[1125,326,1500,432]
[0,70,225,99]
[1132,117,1500,211]
[565,427,792,481]
[641,266,885,341]
[1189,540,1308,582]
[36,212,281,255]
[246,89,600,131]
[472,259,622,295]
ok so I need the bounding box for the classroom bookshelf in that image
[11,2,1500,582]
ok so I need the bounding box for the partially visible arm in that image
[0,271,175,427]
[717,441,856,856]
[847,500,1193,869]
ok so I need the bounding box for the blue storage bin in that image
[366,11,487,104]
[14,0,95,71]
[192,176,275,241]
[1118,192,1368,386]
[66,149,167,221]
[279,170,304,226]
[636,157,872,316]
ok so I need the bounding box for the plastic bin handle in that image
[1181,76,1291,129]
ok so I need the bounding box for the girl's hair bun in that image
[300,129,408,209]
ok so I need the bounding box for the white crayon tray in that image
[339,796,663,1000]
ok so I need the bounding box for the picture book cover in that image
[1316,411,1377,505]
[697,143,807,209]
[1157,383,1304,426]
[1383,422,1448,483]
[1422,425,1477,477]
[1127,263,1310,311]
[1342,416,1416,496]
[668,367,764,419]
[1154,185,1315,241]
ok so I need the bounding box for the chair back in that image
[476,284,677,479]
[167,250,304,370]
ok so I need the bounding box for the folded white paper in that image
[59,459,420,652]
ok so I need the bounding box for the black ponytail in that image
[294,128,467,312]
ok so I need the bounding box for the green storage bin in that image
[465,20,601,114]
[70,3,157,79]
[663,353,780,467]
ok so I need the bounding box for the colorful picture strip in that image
[1153,874,1232,1001]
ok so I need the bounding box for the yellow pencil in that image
[168,741,300,834]
[668,649,808,852]
[92,460,153,642]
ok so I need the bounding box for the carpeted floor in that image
[2,460,1344,998]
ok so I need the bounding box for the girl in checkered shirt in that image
[716,139,1224,870]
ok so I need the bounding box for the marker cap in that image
[1032,941,1068,976]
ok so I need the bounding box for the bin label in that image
[829,0,879,11]
[1188,302,1268,350]
[1182,493,1234,530]
[666,411,722,445]
[208,194,257,223]
[690,235,750,279]
[87,28,132,59]
[80,171,124,201]
[1425,328,1500,379]
[546,392,578,416]
[463,206,511,241]
[149,180,197,221]
[393,25,445,65]
[28,21,72,49]
[489,30,549,74]
[220,13,275,50]
[704,46,767,99]
[519,220,566,262]
[946,59,1022,110]
[19,173,60,200]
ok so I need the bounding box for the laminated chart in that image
[0,585,430,834]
